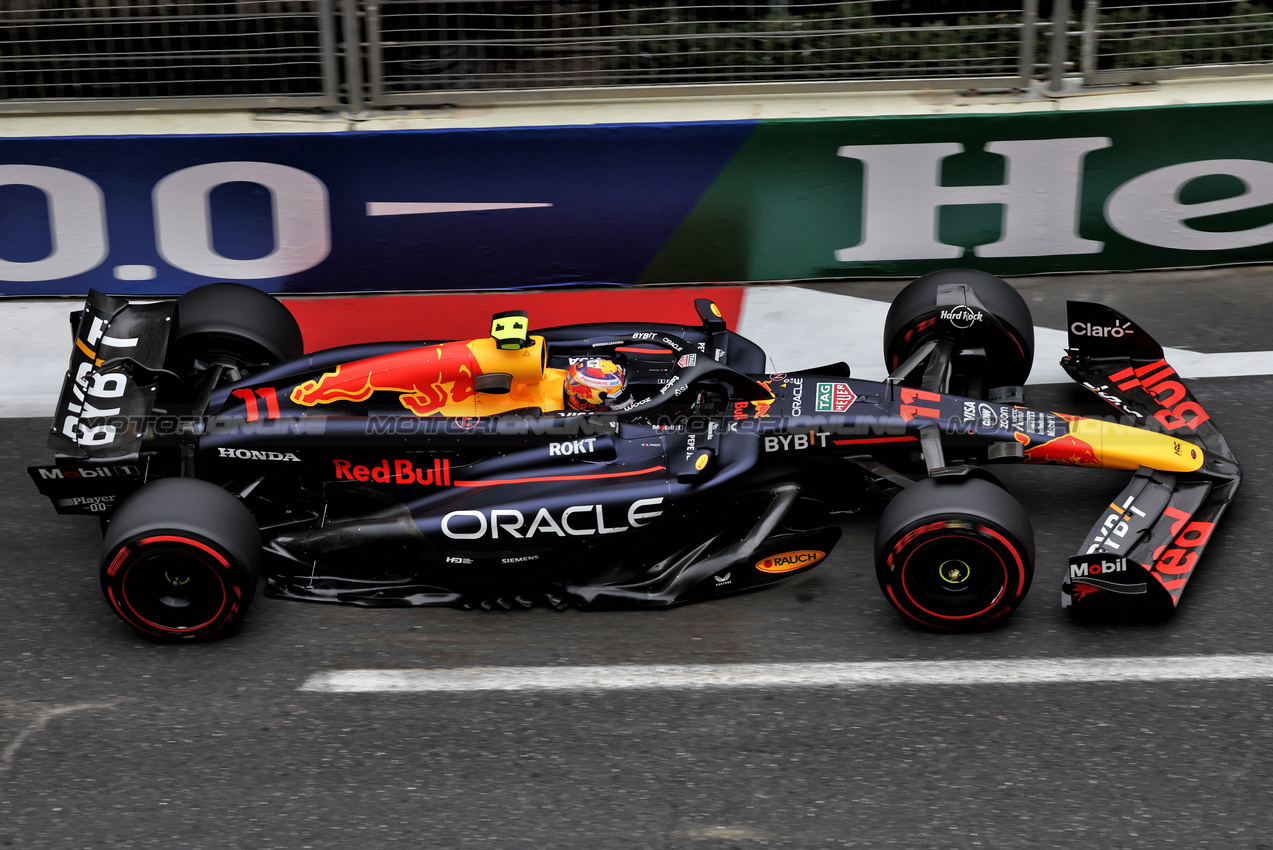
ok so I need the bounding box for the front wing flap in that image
[1062,466,1224,613]
[1061,302,1240,616]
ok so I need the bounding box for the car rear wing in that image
[1059,301,1240,616]
[47,290,175,461]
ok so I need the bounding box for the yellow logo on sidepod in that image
[755,550,826,573]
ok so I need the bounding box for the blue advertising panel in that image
[0,123,755,296]
[7,101,1271,297]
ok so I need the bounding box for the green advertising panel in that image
[640,101,1273,282]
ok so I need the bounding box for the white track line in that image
[735,286,1273,384]
[0,300,79,418]
[300,653,1273,693]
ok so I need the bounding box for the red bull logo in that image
[333,458,451,486]
[1024,433,1101,466]
[290,342,480,417]
[734,381,777,420]
[567,381,596,401]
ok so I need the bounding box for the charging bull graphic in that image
[289,335,569,417]
[1019,415,1200,472]
[1023,432,1101,466]
[291,342,482,416]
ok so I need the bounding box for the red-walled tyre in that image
[874,476,1034,631]
[101,478,261,641]
[883,268,1034,393]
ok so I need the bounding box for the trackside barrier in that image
[1,99,1271,297]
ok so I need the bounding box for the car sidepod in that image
[205,414,839,610]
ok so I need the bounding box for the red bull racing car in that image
[29,270,1240,640]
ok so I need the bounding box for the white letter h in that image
[835,137,1111,262]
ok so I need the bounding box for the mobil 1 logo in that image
[1069,555,1130,581]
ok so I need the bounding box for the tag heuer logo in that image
[815,382,856,413]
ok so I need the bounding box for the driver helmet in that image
[564,358,626,412]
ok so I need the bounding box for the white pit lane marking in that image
[0,700,122,776]
[300,654,1273,693]
[735,285,1273,384]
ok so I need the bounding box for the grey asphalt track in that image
[3,267,1273,848]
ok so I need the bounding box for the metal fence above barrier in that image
[0,0,339,112]
[364,1,1039,106]
[0,1,1270,113]
[1080,0,1273,85]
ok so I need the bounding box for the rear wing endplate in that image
[48,290,175,461]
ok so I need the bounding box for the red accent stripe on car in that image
[453,465,666,488]
[832,437,919,446]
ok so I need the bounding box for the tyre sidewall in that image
[875,476,1034,630]
[883,269,1034,387]
[167,282,303,378]
[102,479,261,641]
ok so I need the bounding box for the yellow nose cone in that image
[1024,416,1204,472]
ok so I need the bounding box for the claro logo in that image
[441,498,664,539]
[755,549,826,573]
[1071,321,1133,338]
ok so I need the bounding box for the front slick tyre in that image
[101,479,261,641]
[875,476,1033,631]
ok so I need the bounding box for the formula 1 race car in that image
[29,270,1240,640]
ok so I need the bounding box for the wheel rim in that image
[892,522,1024,621]
[937,558,973,588]
[892,321,1029,386]
[169,332,279,387]
[113,538,230,633]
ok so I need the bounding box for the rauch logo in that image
[755,550,826,573]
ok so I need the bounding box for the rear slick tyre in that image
[874,476,1034,631]
[883,268,1034,391]
[166,282,303,382]
[101,479,261,641]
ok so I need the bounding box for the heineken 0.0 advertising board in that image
[0,101,1269,295]
[641,101,1273,283]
